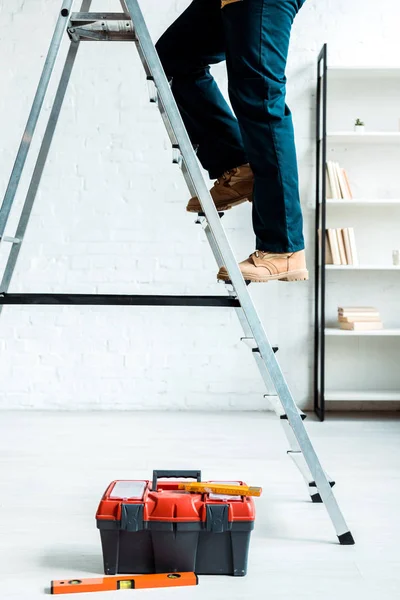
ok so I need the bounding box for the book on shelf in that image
[338,306,378,313]
[337,228,347,265]
[347,227,359,265]
[327,229,341,264]
[342,170,353,200]
[340,321,383,331]
[326,161,353,200]
[339,315,381,322]
[336,166,349,200]
[326,161,340,199]
[342,228,353,265]
[337,306,383,330]
[326,170,333,199]
[323,228,358,265]
[325,233,333,264]
[319,229,333,264]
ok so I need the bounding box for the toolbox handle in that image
[152,470,202,491]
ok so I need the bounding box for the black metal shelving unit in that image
[314,44,328,421]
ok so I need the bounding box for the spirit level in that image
[51,572,198,595]
[178,482,262,497]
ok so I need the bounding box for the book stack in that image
[326,161,353,200]
[338,306,383,331]
[322,228,359,265]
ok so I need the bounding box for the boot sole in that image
[218,269,309,283]
[186,194,252,213]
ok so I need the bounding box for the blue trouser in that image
[156,0,305,253]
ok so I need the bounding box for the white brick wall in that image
[0,0,399,410]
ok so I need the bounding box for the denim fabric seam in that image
[257,0,263,73]
[260,0,292,252]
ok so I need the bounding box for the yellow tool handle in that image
[178,482,262,497]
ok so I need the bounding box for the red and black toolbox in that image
[96,470,255,577]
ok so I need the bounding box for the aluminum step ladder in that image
[0,0,354,545]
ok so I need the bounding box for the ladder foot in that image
[338,531,355,545]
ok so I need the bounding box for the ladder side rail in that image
[0,0,92,304]
[0,1,75,239]
[0,40,83,298]
[200,220,278,395]
[120,0,129,14]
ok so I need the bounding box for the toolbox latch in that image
[121,504,144,532]
[206,504,229,533]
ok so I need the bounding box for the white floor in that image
[1,411,399,600]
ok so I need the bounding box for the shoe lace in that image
[215,167,238,186]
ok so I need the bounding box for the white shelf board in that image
[326,199,400,206]
[326,265,400,271]
[325,390,400,401]
[325,328,400,336]
[327,132,400,144]
[328,66,400,80]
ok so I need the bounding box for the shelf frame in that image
[325,391,400,402]
[328,66,400,80]
[327,132,400,144]
[326,265,400,271]
[314,43,328,421]
[326,199,400,205]
[314,47,400,420]
[325,328,400,336]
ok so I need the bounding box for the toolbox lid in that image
[97,478,255,524]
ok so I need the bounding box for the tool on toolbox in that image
[51,572,198,594]
[178,482,262,497]
[0,0,354,545]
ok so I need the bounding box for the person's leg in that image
[156,0,247,179]
[222,0,305,254]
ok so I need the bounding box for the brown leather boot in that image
[186,163,254,213]
[217,250,309,283]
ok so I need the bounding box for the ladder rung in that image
[172,144,183,166]
[241,338,278,353]
[309,479,336,503]
[252,346,279,354]
[146,76,157,103]
[195,214,224,227]
[70,13,130,23]
[241,336,257,349]
[68,14,136,42]
[281,412,306,421]
[172,144,198,164]
[0,293,241,308]
[309,480,335,488]
[265,395,306,420]
[2,236,21,244]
